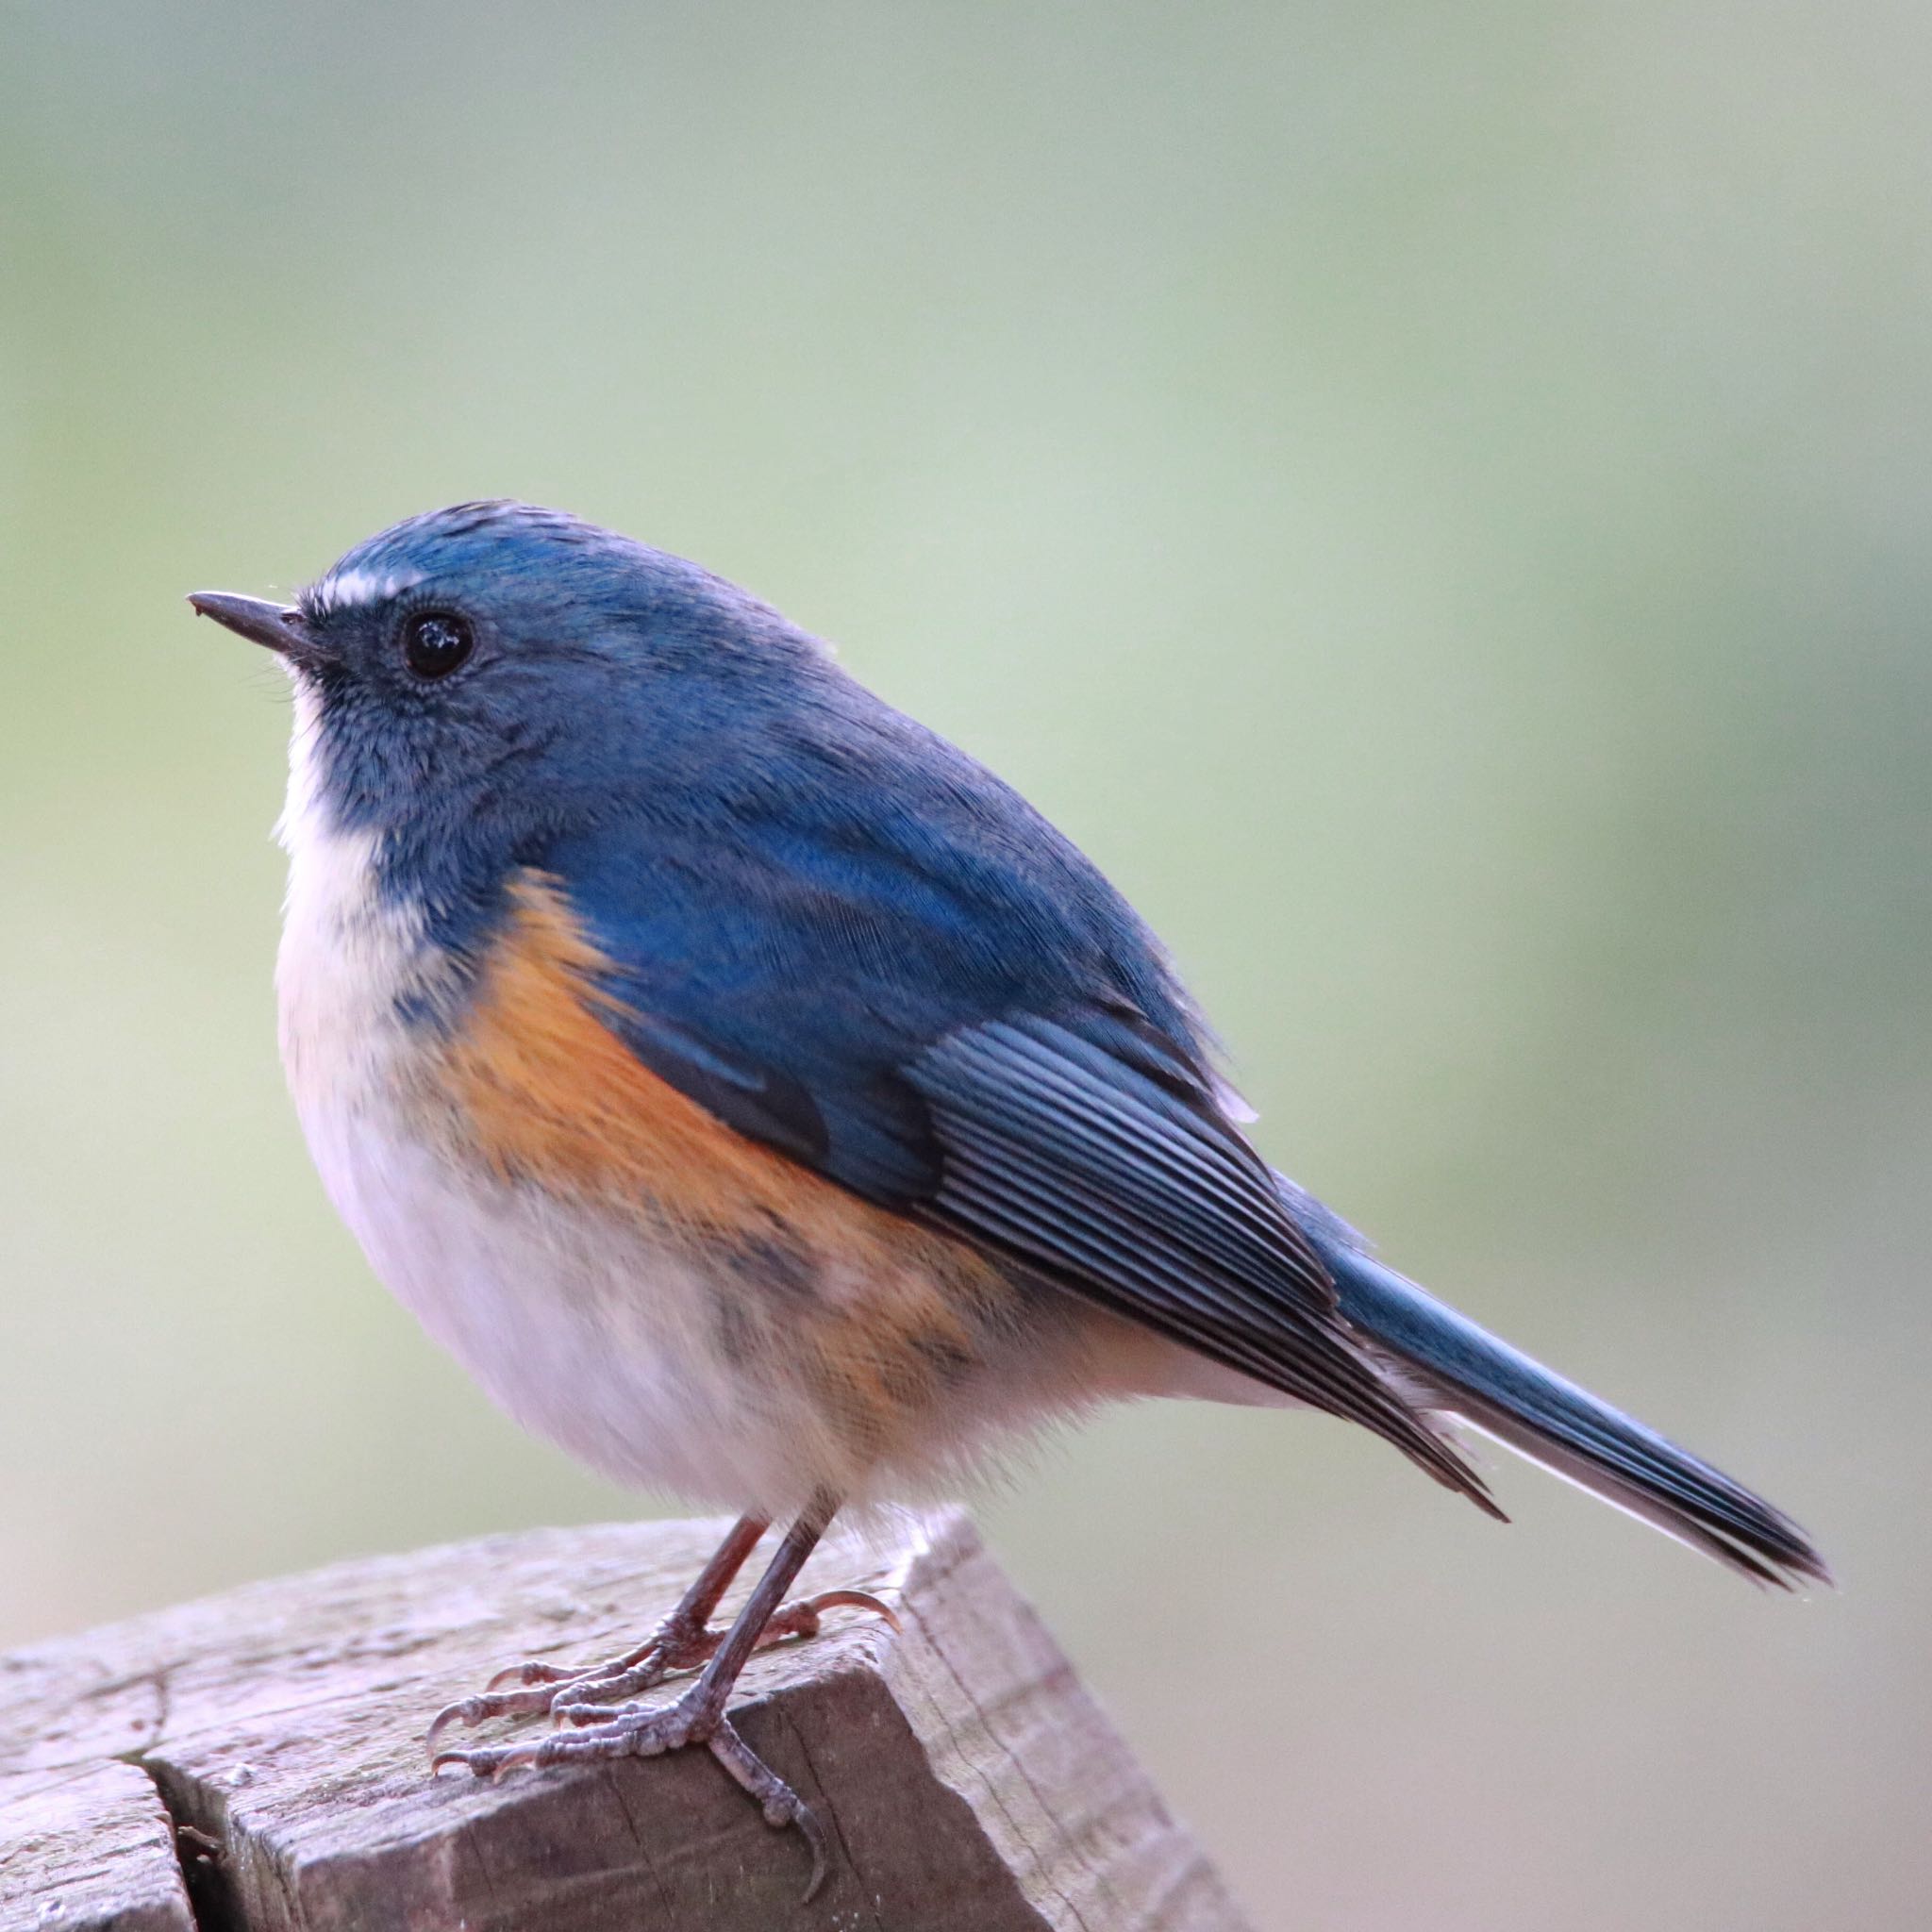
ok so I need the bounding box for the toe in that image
[799,1587,901,1635]
[484,1658,580,1693]
[793,1800,830,1902]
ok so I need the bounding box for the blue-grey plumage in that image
[1284,1188,1824,1586]
[188,498,1827,1584]
[190,499,1825,1889]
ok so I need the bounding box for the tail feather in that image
[1302,1219,1830,1590]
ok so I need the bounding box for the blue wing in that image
[536,708,1490,1506]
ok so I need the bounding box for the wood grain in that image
[0,1510,1250,1930]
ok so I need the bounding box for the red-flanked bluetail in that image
[191,502,1828,1898]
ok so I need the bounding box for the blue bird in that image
[190,502,1826,1895]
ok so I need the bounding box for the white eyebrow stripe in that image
[311,566,425,612]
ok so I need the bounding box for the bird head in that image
[190,500,824,858]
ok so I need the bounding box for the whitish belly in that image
[293,1080,1230,1519]
[299,1094,832,1512]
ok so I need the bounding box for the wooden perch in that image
[0,1510,1250,1929]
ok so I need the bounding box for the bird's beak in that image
[187,591,311,659]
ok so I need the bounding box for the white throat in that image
[274,680,436,1111]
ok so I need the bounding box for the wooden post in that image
[0,1510,1251,1929]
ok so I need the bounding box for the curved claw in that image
[793,1798,830,1903]
[426,1682,563,1750]
[797,1588,902,1636]
[426,1698,484,1748]
[704,1717,827,1900]
[746,1587,902,1657]
[430,1742,541,1779]
[483,1657,583,1694]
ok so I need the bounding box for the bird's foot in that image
[432,1675,833,1898]
[427,1498,870,1900]
[425,1588,894,1743]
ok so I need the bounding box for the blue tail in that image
[1293,1205,1828,1588]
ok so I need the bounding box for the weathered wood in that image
[0,1762,195,1931]
[0,1511,1249,1930]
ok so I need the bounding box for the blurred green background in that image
[3,5,1925,1925]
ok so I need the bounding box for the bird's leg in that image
[427,1507,897,1743]
[427,1513,769,1739]
[435,1493,849,1900]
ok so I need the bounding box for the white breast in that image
[272,691,828,1510]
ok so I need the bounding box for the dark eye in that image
[402,610,475,679]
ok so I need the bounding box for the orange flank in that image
[422,871,1028,1472]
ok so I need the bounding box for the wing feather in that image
[530,747,1495,1510]
[905,1016,1496,1503]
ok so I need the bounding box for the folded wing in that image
[539,789,1492,1511]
